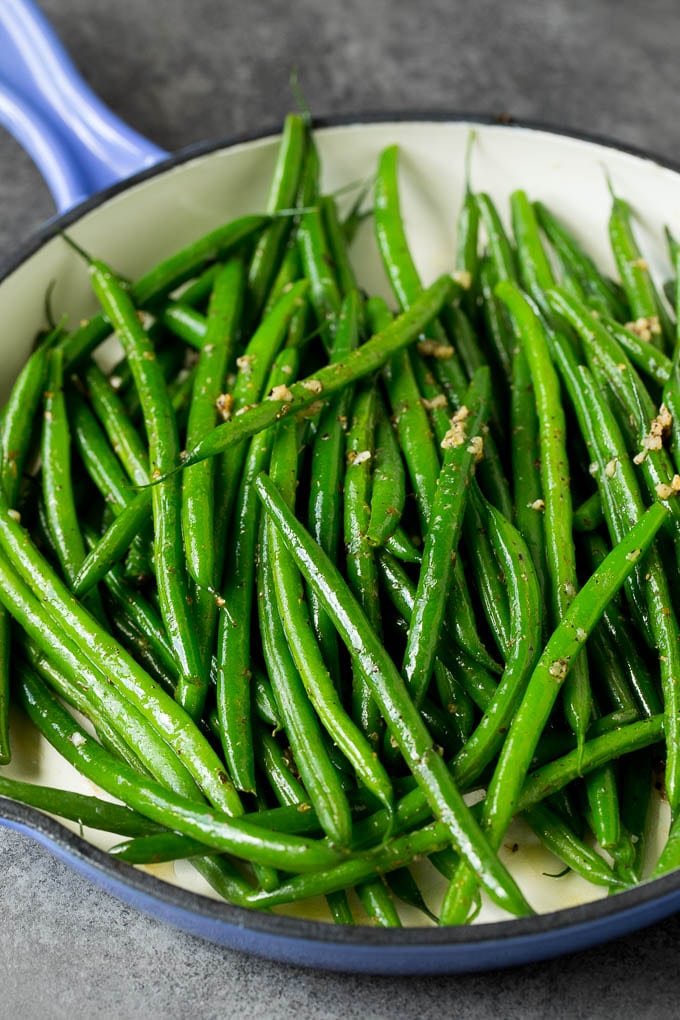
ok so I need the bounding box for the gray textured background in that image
[1,1,680,1017]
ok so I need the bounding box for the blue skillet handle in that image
[0,0,168,214]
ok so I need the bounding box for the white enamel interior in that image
[0,119,675,925]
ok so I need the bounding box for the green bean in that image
[519,716,664,812]
[297,201,342,352]
[341,179,373,243]
[212,277,308,544]
[376,549,496,714]
[216,347,300,792]
[255,724,307,807]
[550,334,680,812]
[157,303,207,349]
[550,286,680,549]
[307,290,362,688]
[344,384,384,746]
[321,194,359,297]
[608,185,673,350]
[432,661,476,747]
[0,775,164,836]
[72,487,152,595]
[259,467,354,848]
[19,626,198,800]
[439,304,485,385]
[11,563,194,793]
[376,146,452,308]
[81,359,149,485]
[172,262,221,308]
[0,487,242,815]
[475,191,518,379]
[599,314,671,387]
[524,801,625,890]
[247,114,308,322]
[17,665,344,876]
[477,193,518,281]
[385,867,437,923]
[365,395,406,549]
[374,145,466,395]
[110,802,324,864]
[402,368,490,705]
[573,491,604,533]
[382,526,422,564]
[451,498,541,790]
[455,149,480,319]
[461,487,512,659]
[187,856,258,907]
[243,819,454,910]
[440,500,667,923]
[510,189,556,307]
[587,620,640,718]
[582,532,662,718]
[0,608,10,764]
[534,200,629,321]
[662,236,680,471]
[93,555,178,685]
[510,343,548,609]
[41,351,88,582]
[0,321,45,766]
[60,214,268,368]
[255,470,531,917]
[580,693,632,868]
[531,710,638,773]
[68,390,136,513]
[182,259,245,661]
[478,257,513,383]
[175,275,455,471]
[346,710,664,871]
[68,244,208,719]
[356,879,402,927]
[498,280,592,747]
[326,891,355,925]
[1,336,53,504]
[408,347,504,675]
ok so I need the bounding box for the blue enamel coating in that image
[0,0,167,212]
[3,803,680,974]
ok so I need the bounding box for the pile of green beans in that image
[3,113,680,928]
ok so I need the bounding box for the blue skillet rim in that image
[1,110,680,972]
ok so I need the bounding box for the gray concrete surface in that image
[1,0,680,1016]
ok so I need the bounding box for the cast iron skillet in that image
[2,0,680,975]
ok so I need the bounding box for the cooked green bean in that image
[498,280,592,747]
[17,665,345,875]
[344,384,384,746]
[550,332,680,812]
[402,368,490,705]
[307,290,362,689]
[182,258,245,661]
[255,470,531,917]
[176,275,455,471]
[216,348,299,792]
[60,214,268,368]
[440,500,667,923]
[0,775,165,837]
[247,114,308,321]
[365,394,406,549]
[534,200,628,321]
[259,461,354,848]
[67,243,207,720]
[608,185,673,350]
[0,488,242,815]
[3,135,680,929]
